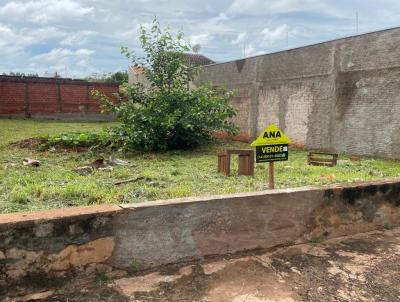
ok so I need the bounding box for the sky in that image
[1,0,400,78]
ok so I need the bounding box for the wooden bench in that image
[218,149,254,176]
[308,152,338,167]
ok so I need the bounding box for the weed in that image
[384,223,394,230]
[94,271,108,285]
[309,235,326,245]
[129,260,141,274]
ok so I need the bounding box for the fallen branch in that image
[114,177,145,186]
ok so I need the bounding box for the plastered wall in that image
[195,27,400,159]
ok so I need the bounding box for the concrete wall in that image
[1,179,400,289]
[0,76,118,120]
[195,27,400,159]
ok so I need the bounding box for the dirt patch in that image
[41,286,128,302]
[113,228,400,302]
[11,138,46,150]
[11,137,89,152]
[40,275,129,302]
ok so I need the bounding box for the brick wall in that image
[195,27,400,160]
[0,76,119,119]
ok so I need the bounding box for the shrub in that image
[93,18,238,151]
[40,132,103,149]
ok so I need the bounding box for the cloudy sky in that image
[1,0,400,78]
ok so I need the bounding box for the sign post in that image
[251,124,291,189]
[269,162,274,189]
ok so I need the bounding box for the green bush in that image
[40,132,104,149]
[93,18,238,151]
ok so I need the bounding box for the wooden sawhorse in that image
[217,149,255,176]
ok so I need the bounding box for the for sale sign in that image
[255,144,288,163]
[251,124,290,163]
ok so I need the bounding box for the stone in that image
[67,223,83,236]
[95,263,113,273]
[91,216,111,230]
[0,250,5,259]
[290,267,301,275]
[85,263,98,274]
[51,237,115,271]
[85,263,112,274]
[6,247,26,259]
[6,268,26,279]
[34,223,54,237]
[106,270,128,279]
[374,204,397,226]
[25,251,41,263]
[6,259,26,271]
[21,290,54,301]
[179,265,193,276]
[112,273,182,296]
[202,260,230,275]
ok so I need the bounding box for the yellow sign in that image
[251,124,291,147]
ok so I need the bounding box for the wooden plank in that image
[309,157,336,163]
[309,162,335,167]
[308,151,338,167]
[309,152,337,156]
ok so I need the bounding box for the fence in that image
[0,75,118,119]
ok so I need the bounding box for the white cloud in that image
[60,30,96,46]
[30,48,94,73]
[261,24,289,45]
[0,24,15,42]
[244,44,263,57]
[0,24,70,58]
[32,48,94,61]
[29,27,67,41]
[228,0,329,16]
[0,24,23,57]
[189,33,211,47]
[0,0,93,24]
[201,12,233,35]
[232,32,247,45]
[2,0,400,76]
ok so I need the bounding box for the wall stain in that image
[235,59,246,73]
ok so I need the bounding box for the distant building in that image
[128,53,215,85]
[182,53,215,66]
[128,66,149,86]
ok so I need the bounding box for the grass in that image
[1,118,400,214]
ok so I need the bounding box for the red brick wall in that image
[29,83,59,114]
[0,76,118,117]
[0,82,26,115]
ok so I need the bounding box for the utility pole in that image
[286,31,289,48]
[356,12,359,34]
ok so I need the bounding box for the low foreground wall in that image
[1,179,400,290]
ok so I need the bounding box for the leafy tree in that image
[93,18,238,151]
[85,71,128,85]
[104,71,128,85]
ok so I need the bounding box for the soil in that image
[11,138,47,150]
[3,228,400,302]
[12,138,89,152]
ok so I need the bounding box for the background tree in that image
[85,71,128,85]
[94,18,238,151]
